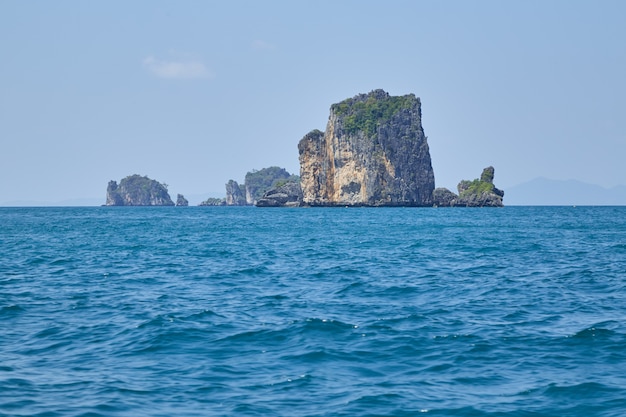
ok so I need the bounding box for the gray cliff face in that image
[176,194,189,207]
[298,90,435,206]
[255,182,303,207]
[432,166,504,207]
[105,175,174,206]
[198,197,225,206]
[432,187,458,207]
[225,180,247,206]
[106,180,124,206]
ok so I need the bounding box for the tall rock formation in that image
[176,194,189,206]
[225,180,247,206]
[105,175,174,206]
[106,181,124,206]
[298,90,435,206]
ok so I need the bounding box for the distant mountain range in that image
[504,178,626,206]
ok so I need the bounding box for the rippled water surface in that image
[1,206,626,416]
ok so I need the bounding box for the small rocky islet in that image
[106,175,174,206]
[105,89,503,207]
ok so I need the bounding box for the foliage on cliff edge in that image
[331,90,417,137]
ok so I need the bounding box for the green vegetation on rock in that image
[331,90,416,137]
[272,175,300,188]
[106,174,174,206]
[458,179,495,198]
[447,167,504,207]
[432,167,503,207]
[244,167,293,203]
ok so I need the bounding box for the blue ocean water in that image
[1,206,626,417]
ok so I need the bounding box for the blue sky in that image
[1,1,625,204]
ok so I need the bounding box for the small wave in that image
[264,372,312,388]
[49,258,72,266]
[224,264,272,278]
[260,293,290,301]
[0,304,24,316]
[2,378,35,389]
[379,285,423,297]
[343,393,414,416]
[215,326,290,347]
[570,325,619,340]
[301,317,358,334]
[349,393,405,404]
[280,349,331,362]
[135,315,175,329]
[542,381,621,398]
[334,281,366,295]
[611,243,626,251]
[184,309,224,321]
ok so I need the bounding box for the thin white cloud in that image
[251,39,276,51]
[143,56,213,79]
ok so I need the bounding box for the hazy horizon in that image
[3,176,625,207]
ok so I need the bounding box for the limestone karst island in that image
[105,90,504,207]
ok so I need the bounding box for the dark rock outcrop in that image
[244,167,293,205]
[105,175,174,206]
[199,197,225,206]
[225,180,247,206]
[298,89,435,206]
[176,194,189,206]
[256,182,303,207]
[432,187,458,207]
[225,167,298,205]
[432,166,504,207]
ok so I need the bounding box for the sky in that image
[1,0,625,205]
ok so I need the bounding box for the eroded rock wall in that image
[298,90,435,206]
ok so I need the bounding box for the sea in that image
[1,206,626,417]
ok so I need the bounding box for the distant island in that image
[105,175,174,206]
[199,166,299,206]
[105,90,504,207]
